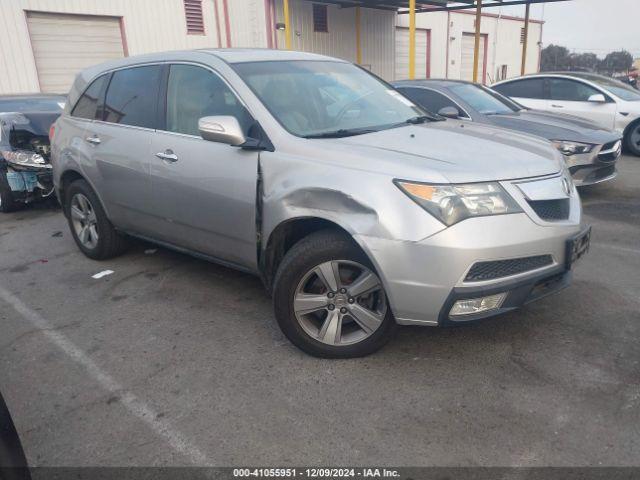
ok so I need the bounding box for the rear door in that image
[83,64,163,234]
[493,77,549,111]
[149,63,260,269]
[547,78,617,129]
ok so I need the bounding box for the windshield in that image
[0,97,65,113]
[233,60,425,137]
[582,76,640,102]
[449,83,518,115]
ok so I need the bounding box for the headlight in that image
[395,180,523,226]
[1,150,50,169]
[551,140,594,156]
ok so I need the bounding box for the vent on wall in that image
[520,27,525,43]
[313,4,328,33]
[184,0,205,35]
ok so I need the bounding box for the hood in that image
[328,120,563,184]
[487,109,620,145]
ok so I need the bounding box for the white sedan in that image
[493,72,640,156]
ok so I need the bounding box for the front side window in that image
[72,75,109,120]
[577,76,640,102]
[165,64,253,136]
[549,78,601,102]
[233,60,424,138]
[399,87,469,118]
[103,65,162,128]
[449,84,517,115]
[493,78,546,100]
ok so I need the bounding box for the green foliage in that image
[541,45,634,75]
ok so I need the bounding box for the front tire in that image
[64,179,128,260]
[625,121,640,156]
[273,230,395,358]
[0,171,20,213]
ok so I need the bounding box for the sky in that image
[495,0,640,58]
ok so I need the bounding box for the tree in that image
[570,52,599,72]
[540,44,571,72]
[598,50,634,75]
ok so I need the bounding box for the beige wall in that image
[273,0,396,80]
[0,0,222,94]
[396,10,542,83]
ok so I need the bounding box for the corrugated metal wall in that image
[273,0,395,80]
[0,0,221,94]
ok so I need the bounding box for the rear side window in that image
[398,87,469,118]
[71,75,109,120]
[549,78,601,102]
[103,65,162,128]
[494,78,546,100]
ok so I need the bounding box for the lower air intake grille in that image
[527,199,570,221]
[465,255,554,282]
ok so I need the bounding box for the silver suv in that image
[51,50,590,358]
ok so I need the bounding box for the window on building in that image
[165,64,253,136]
[72,74,109,120]
[313,4,328,33]
[493,78,546,99]
[103,65,163,128]
[184,0,205,35]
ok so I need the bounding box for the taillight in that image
[49,123,56,141]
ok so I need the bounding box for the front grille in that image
[527,199,570,221]
[465,255,554,282]
[601,140,619,151]
[598,140,621,162]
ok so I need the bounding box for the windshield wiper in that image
[303,128,378,139]
[405,114,442,124]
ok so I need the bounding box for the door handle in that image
[155,150,178,163]
[85,135,101,145]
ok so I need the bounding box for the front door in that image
[548,78,617,129]
[149,64,260,270]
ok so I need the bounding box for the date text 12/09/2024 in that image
[233,468,401,478]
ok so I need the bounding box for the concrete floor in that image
[0,156,638,467]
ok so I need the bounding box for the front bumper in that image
[356,209,584,327]
[565,140,621,187]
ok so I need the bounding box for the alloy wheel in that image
[293,260,387,346]
[70,193,99,249]
[632,124,640,150]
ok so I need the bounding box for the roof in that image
[201,48,343,64]
[0,93,66,100]
[310,0,569,12]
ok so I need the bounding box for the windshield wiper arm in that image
[405,114,442,124]
[303,128,378,139]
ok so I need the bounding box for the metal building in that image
[0,0,547,95]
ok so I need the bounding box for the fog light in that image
[450,293,507,317]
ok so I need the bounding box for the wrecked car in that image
[51,50,589,358]
[0,95,64,212]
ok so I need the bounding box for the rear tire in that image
[0,171,20,213]
[273,229,395,358]
[625,121,640,156]
[64,179,128,260]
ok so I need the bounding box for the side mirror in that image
[198,116,246,146]
[587,93,606,103]
[438,106,460,119]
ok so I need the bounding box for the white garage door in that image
[461,33,487,83]
[27,12,125,93]
[395,28,429,81]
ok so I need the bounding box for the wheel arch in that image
[58,169,110,219]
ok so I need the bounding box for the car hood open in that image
[330,120,563,184]
[487,109,620,145]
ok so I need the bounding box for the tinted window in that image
[494,78,546,99]
[449,84,516,114]
[0,97,65,113]
[580,76,640,101]
[103,66,162,128]
[71,75,109,120]
[165,64,253,136]
[549,78,601,102]
[398,87,469,118]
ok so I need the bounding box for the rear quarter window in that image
[71,74,109,120]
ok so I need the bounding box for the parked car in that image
[492,72,640,156]
[0,94,64,212]
[0,391,31,480]
[51,50,589,358]
[393,79,622,186]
